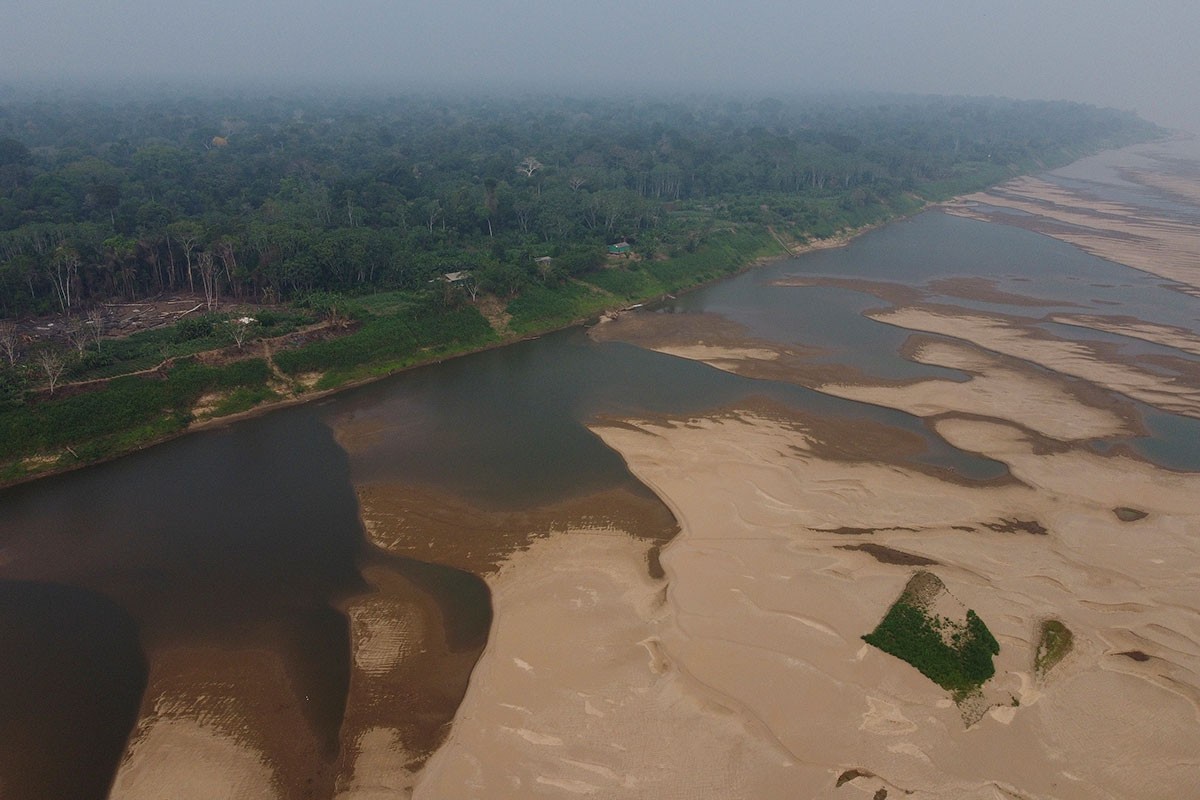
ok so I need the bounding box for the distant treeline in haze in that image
[0,90,1162,316]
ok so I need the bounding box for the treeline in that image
[0,89,1162,317]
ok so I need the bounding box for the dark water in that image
[0,583,145,800]
[2,202,1199,796]
[0,406,368,795]
[330,326,1006,506]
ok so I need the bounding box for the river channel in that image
[2,174,1199,797]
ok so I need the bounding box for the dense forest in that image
[0,90,1161,316]
[0,88,1163,481]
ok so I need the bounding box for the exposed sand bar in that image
[576,410,1200,798]
[1049,313,1200,357]
[592,308,1148,442]
[404,389,1200,798]
[944,170,1200,294]
[869,305,1200,418]
[414,531,804,798]
[1124,167,1200,205]
[819,338,1135,441]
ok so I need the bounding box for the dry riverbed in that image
[414,139,1200,797]
[101,139,1200,798]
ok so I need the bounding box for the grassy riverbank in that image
[0,221,790,485]
[0,130,1159,488]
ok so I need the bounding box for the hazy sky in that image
[3,0,1198,129]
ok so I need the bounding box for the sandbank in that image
[944,169,1200,295]
[580,409,1200,798]
[414,531,803,798]
[819,338,1135,441]
[868,305,1200,418]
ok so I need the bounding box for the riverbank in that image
[0,218,868,490]
[405,140,1200,796]
[4,123,1164,493]
[401,387,1200,797]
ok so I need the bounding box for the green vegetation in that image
[0,357,272,481]
[1034,619,1074,677]
[0,91,1160,318]
[0,89,1165,482]
[505,281,612,334]
[274,301,497,388]
[863,576,1000,695]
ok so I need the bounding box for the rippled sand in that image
[416,398,1200,797]
[943,140,1200,296]
[428,139,1200,797]
[107,140,1200,798]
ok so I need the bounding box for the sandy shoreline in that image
[941,140,1200,296]
[414,401,1200,798]
[93,139,1200,798]
[410,139,1200,797]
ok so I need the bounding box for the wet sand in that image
[95,140,1200,798]
[417,401,1200,798]
[417,141,1200,797]
[942,141,1200,296]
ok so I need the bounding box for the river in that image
[2,143,1199,798]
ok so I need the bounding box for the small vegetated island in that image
[0,89,1162,482]
[863,571,1000,700]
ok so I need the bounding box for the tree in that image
[0,321,19,366]
[213,237,241,299]
[517,156,544,178]
[482,178,499,237]
[64,316,90,356]
[303,291,351,328]
[167,221,203,293]
[86,307,105,352]
[37,348,67,395]
[424,199,443,234]
[0,138,31,167]
[47,246,81,313]
[463,272,482,303]
[223,316,257,351]
[102,235,138,299]
[197,250,220,311]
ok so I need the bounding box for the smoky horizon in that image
[2,1,1197,131]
